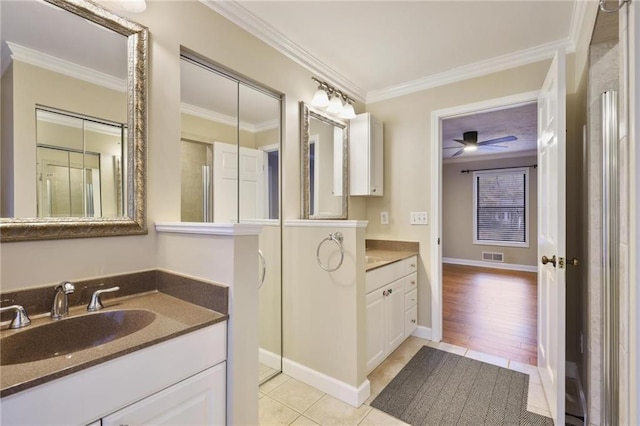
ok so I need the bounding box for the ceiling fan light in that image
[339,102,356,119]
[326,95,344,114]
[311,88,330,108]
[463,145,477,152]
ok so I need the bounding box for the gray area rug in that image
[371,346,554,425]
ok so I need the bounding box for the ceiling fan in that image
[444,131,517,157]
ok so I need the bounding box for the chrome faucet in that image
[51,281,75,319]
[0,305,31,329]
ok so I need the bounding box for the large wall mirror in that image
[300,102,348,219]
[0,0,148,241]
[180,53,282,384]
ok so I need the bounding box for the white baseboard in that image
[283,358,370,407]
[442,257,537,273]
[259,348,281,371]
[412,326,433,341]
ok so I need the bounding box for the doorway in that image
[439,103,539,365]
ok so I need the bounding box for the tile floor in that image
[259,336,552,425]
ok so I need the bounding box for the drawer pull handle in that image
[410,264,416,268]
[411,319,416,324]
[411,281,416,285]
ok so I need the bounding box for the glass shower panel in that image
[179,58,238,223]
[238,83,282,384]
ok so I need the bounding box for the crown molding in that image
[367,38,572,104]
[567,0,590,52]
[3,42,126,93]
[180,102,278,133]
[199,0,366,103]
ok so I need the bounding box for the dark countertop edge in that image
[0,314,228,399]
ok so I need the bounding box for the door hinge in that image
[558,257,565,269]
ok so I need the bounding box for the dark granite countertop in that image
[0,271,228,398]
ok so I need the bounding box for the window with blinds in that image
[472,168,529,247]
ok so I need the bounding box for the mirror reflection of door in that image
[309,116,343,217]
[35,108,125,218]
[179,55,282,384]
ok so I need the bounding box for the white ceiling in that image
[205,0,584,103]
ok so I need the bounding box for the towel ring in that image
[258,249,266,288]
[316,232,344,272]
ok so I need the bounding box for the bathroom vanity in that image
[0,271,228,426]
[365,241,418,373]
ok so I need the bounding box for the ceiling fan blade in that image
[451,139,465,145]
[443,146,463,149]
[478,136,517,145]
[451,148,465,157]
[479,144,508,149]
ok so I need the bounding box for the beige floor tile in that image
[387,336,427,364]
[260,373,292,394]
[366,358,405,405]
[428,341,468,356]
[359,407,409,425]
[290,415,320,425]
[304,394,371,426]
[527,382,551,413]
[259,395,300,426]
[269,378,325,413]
[465,349,509,367]
[260,366,278,383]
[527,404,552,418]
[508,360,541,385]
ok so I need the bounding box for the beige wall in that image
[442,155,538,266]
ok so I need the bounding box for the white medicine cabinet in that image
[349,113,383,196]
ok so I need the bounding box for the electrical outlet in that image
[410,211,428,225]
[380,211,389,225]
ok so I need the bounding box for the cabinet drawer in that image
[404,256,418,275]
[405,289,417,310]
[405,306,417,336]
[366,260,405,293]
[404,273,417,293]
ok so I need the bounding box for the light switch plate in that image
[410,211,428,225]
[380,211,389,225]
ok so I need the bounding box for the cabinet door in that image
[386,279,406,352]
[102,362,226,426]
[366,289,386,373]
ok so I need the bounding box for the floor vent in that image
[482,251,504,262]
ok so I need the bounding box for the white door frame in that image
[429,90,540,342]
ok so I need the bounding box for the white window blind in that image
[473,168,529,247]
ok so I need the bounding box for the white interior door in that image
[213,142,238,223]
[239,146,265,220]
[537,49,566,424]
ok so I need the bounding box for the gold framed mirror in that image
[0,0,148,242]
[300,102,348,219]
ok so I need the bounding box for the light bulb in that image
[339,102,356,119]
[326,95,344,114]
[109,0,146,13]
[464,145,477,152]
[311,88,330,108]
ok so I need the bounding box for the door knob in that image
[567,257,580,267]
[541,255,557,267]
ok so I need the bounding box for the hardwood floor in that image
[442,263,538,365]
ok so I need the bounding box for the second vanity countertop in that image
[365,249,418,271]
[0,274,228,398]
[365,239,419,272]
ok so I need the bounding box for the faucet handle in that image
[87,286,120,312]
[0,305,31,329]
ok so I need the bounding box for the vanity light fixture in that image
[310,77,356,119]
[339,100,356,120]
